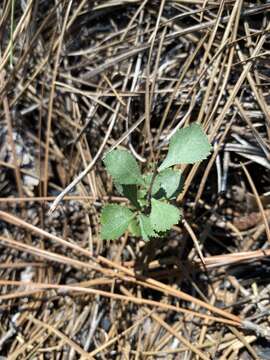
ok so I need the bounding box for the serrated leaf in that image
[128,218,141,237]
[159,123,212,171]
[115,183,139,208]
[101,204,134,240]
[138,214,157,241]
[153,169,182,199]
[104,149,144,185]
[150,198,181,232]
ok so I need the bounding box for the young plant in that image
[100,123,212,241]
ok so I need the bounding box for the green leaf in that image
[137,188,148,208]
[150,198,181,232]
[115,183,139,208]
[138,214,157,241]
[128,218,141,237]
[143,173,154,188]
[159,123,212,171]
[101,204,134,240]
[104,149,144,185]
[152,169,182,199]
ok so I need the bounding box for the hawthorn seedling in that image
[100,123,212,241]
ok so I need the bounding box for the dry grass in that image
[1,1,270,359]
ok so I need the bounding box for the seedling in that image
[100,123,212,241]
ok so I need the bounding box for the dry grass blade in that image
[28,316,94,359]
[0,280,240,327]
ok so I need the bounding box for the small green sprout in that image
[100,123,212,241]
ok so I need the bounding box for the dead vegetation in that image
[1,0,270,359]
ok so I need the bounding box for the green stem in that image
[146,163,158,207]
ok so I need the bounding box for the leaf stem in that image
[146,163,158,207]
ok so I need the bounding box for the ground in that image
[0,1,270,359]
